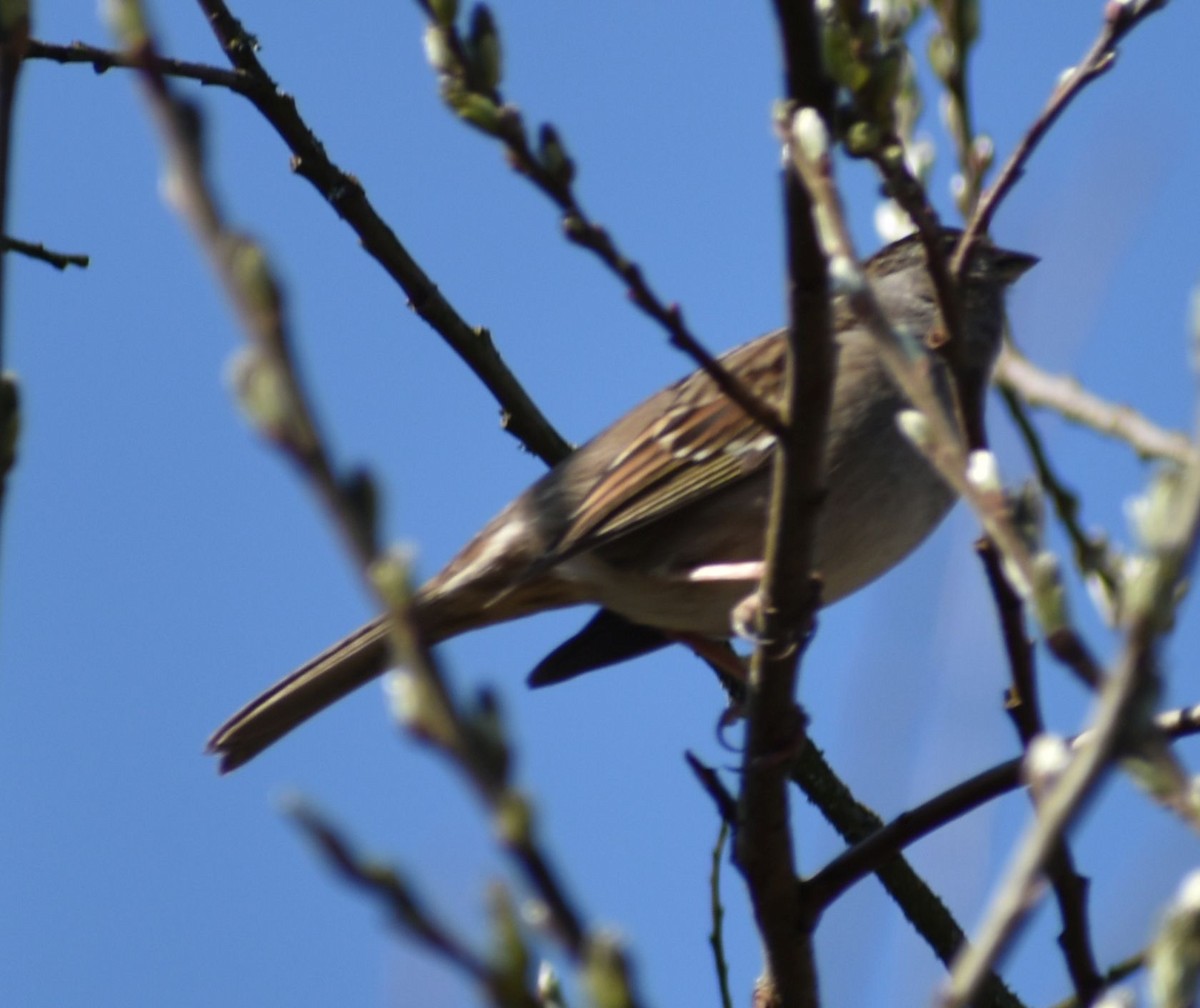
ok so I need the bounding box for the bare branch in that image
[2,234,89,270]
[953,0,1169,277]
[27,37,247,91]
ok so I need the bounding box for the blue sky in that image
[3,2,1200,1006]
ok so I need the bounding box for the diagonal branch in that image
[189,0,571,465]
[953,0,1168,279]
[2,234,89,270]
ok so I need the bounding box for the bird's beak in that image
[997,249,1040,283]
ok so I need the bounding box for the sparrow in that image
[209,229,1036,772]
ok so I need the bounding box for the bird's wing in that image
[552,330,786,556]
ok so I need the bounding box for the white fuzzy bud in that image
[792,107,829,162]
[966,449,1002,494]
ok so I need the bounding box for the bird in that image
[208,229,1037,772]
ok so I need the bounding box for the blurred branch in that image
[288,801,542,1008]
[929,0,985,217]
[113,0,601,974]
[2,235,89,270]
[788,106,1048,616]
[996,346,1195,466]
[414,1,784,439]
[953,0,1168,278]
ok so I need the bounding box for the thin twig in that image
[0,3,29,557]
[1048,952,1146,1008]
[953,0,1168,279]
[27,37,247,91]
[998,379,1121,601]
[708,820,734,1008]
[413,1,784,440]
[192,2,570,464]
[2,235,89,270]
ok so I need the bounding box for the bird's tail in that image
[207,570,579,773]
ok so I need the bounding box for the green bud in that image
[537,124,575,187]
[103,0,149,47]
[821,19,869,92]
[1031,551,1068,634]
[927,32,956,83]
[537,963,567,1007]
[422,24,457,76]
[443,81,501,133]
[427,0,457,28]
[228,237,281,317]
[486,882,530,996]
[843,119,881,157]
[1149,870,1200,1008]
[584,934,637,1008]
[895,409,931,450]
[228,348,295,447]
[494,789,533,847]
[467,4,502,93]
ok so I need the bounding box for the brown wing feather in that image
[554,331,787,554]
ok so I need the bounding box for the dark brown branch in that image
[184,2,571,465]
[998,382,1121,604]
[0,3,28,543]
[725,5,836,1006]
[2,234,89,270]
[26,37,247,91]
[978,541,1103,1004]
